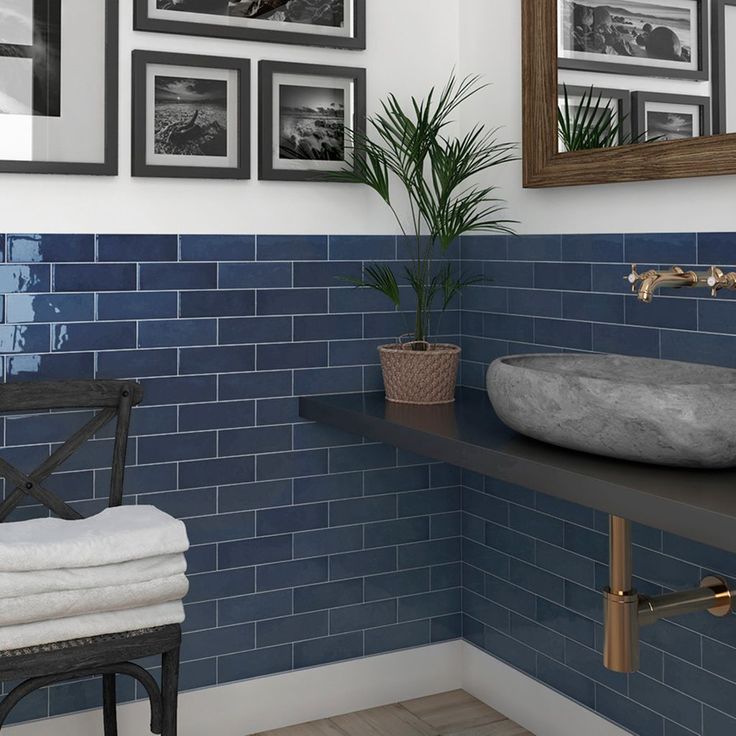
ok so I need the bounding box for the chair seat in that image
[0,624,181,681]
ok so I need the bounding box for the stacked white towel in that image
[0,506,190,651]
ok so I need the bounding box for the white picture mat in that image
[0,0,106,163]
[645,100,701,139]
[725,6,736,133]
[557,91,622,151]
[557,0,700,73]
[147,0,353,37]
[271,72,354,172]
[145,64,239,169]
[0,0,33,45]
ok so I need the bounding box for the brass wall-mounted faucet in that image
[626,265,736,303]
[604,516,734,673]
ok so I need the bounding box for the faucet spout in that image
[635,267,699,303]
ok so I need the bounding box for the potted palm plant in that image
[335,74,516,404]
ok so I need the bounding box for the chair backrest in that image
[0,380,144,522]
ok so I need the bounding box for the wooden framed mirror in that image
[522,0,736,187]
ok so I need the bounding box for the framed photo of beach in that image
[258,60,366,183]
[632,91,711,141]
[132,51,251,179]
[558,0,708,80]
[0,0,118,175]
[134,0,366,50]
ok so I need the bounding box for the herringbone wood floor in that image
[252,689,533,736]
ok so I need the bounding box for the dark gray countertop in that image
[299,388,736,554]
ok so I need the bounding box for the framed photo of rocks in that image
[258,60,366,183]
[134,0,366,50]
[0,0,118,174]
[558,0,708,80]
[132,51,251,179]
[632,91,711,141]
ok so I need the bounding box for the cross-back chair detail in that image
[0,380,143,521]
[0,380,182,736]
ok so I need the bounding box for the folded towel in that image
[0,554,187,598]
[0,573,189,627]
[0,601,185,652]
[0,506,189,571]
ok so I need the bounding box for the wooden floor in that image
[252,690,533,736]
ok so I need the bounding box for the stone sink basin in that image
[487,354,736,469]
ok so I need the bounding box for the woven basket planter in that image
[379,341,461,405]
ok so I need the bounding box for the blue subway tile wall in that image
[5,231,736,735]
[460,233,736,736]
[0,233,461,725]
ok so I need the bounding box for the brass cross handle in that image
[625,264,643,293]
[707,266,726,297]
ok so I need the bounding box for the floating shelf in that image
[299,388,736,554]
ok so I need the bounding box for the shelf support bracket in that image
[603,516,733,673]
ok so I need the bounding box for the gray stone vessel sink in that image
[487,354,736,469]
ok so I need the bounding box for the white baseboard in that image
[7,641,464,736]
[6,641,632,736]
[461,643,631,736]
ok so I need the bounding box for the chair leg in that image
[161,646,180,736]
[103,673,118,736]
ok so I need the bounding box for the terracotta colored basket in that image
[379,341,461,405]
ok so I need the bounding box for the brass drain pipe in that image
[603,516,733,673]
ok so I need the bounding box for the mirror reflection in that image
[557,0,736,152]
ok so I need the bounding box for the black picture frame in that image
[632,91,712,142]
[0,0,118,175]
[134,0,366,50]
[712,0,736,134]
[557,84,632,148]
[132,51,251,180]
[258,60,366,183]
[558,0,709,80]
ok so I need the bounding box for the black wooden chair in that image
[0,380,181,735]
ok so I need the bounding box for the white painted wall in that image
[5,0,736,236]
[0,0,459,234]
[459,0,736,235]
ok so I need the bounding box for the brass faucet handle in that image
[707,266,726,297]
[625,264,642,293]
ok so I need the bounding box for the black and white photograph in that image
[632,91,711,141]
[558,0,708,79]
[557,84,632,151]
[0,0,117,174]
[154,76,228,157]
[135,0,366,49]
[258,60,365,182]
[279,84,346,161]
[132,51,251,179]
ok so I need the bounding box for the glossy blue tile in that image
[257,235,327,261]
[592,323,660,358]
[180,290,256,318]
[330,235,396,261]
[626,296,698,331]
[6,352,94,381]
[6,293,93,323]
[293,366,363,396]
[483,627,537,676]
[461,235,508,261]
[218,370,292,400]
[97,291,178,321]
[483,313,534,342]
[703,706,736,736]
[534,318,592,350]
[330,548,396,580]
[139,319,217,348]
[178,455,254,490]
[293,472,363,503]
[257,558,328,592]
[140,263,217,290]
[294,631,363,668]
[257,449,328,481]
[508,289,562,318]
[97,348,178,379]
[257,288,328,316]
[294,579,363,613]
[218,645,292,684]
[187,568,255,603]
[294,525,362,558]
[53,322,135,352]
[399,537,461,569]
[331,600,397,634]
[294,314,362,342]
[483,261,534,288]
[625,233,696,264]
[534,262,591,291]
[219,262,292,289]
[662,330,736,368]
[180,234,255,261]
[561,234,624,262]
[98,234,177,262]
[179,345,254,375]
[218,535,292,570]
[538,655,595,709]
[508,235,561,261]
[364,621,429,656]
[365,517,429,548]
[8,234,93,263]
[257,503,327,536]
[257,611,328,647]
[257,342,328,371]
[54,264,135,292]
[562,292,625,324]
[596,686,665,736]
